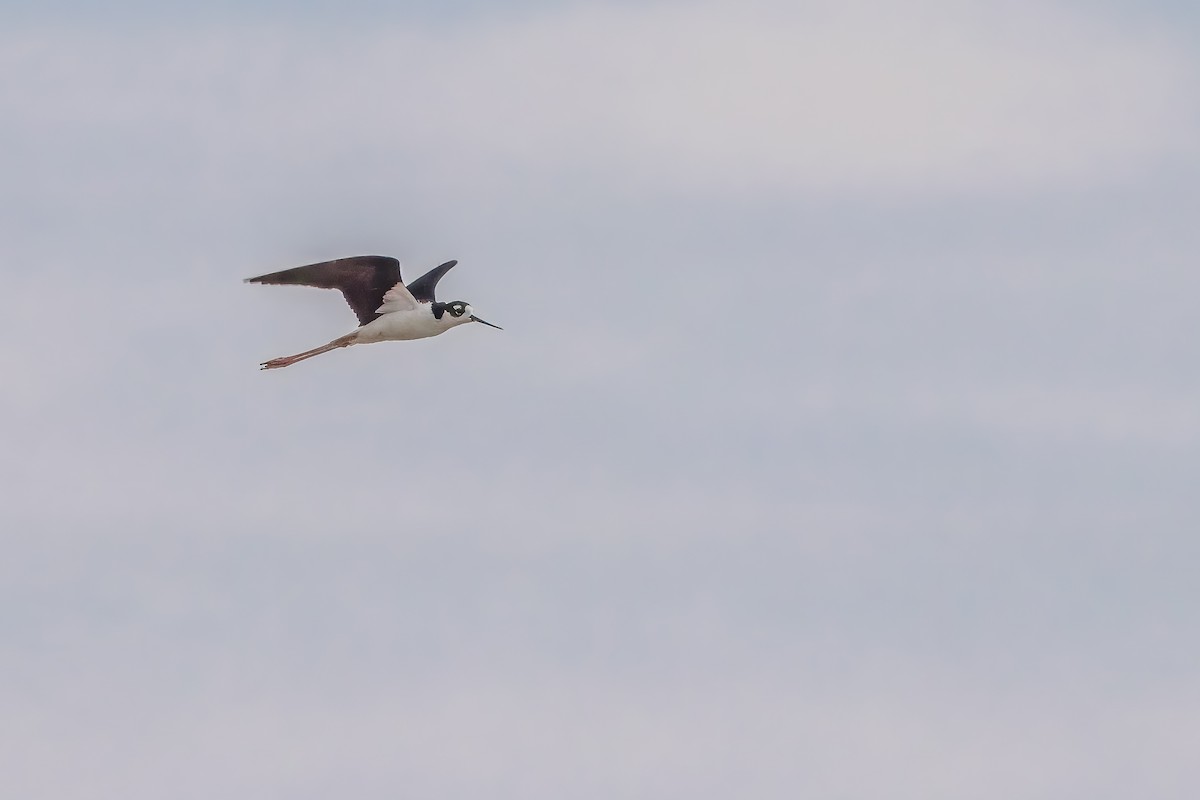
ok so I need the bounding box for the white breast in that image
[355,307,455,342]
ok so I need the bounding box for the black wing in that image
[245,255,401,325]
[405,260,458,303]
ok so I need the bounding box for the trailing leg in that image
[260,332,358,370]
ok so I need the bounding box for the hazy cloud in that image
[2,1,1199,798]
[3,0,1195,200]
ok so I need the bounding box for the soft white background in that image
[2,0,1198,797]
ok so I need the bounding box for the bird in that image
[245,255,501,370]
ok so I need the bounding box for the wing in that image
[375,281,419,315]
[244,255,402,326]
[405,260,458,303]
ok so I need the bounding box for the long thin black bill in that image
[471,315,503,330]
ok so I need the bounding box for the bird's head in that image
[433,300,503,330]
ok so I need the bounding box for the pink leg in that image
[261,333,357,370]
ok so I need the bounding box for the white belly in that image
[355,308,451,343]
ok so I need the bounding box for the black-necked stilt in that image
[246,255,501,370]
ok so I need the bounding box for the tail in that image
[260,333,358,370]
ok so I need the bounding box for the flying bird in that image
[245,255,501,370]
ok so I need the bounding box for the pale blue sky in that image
[2,1,1199,797]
